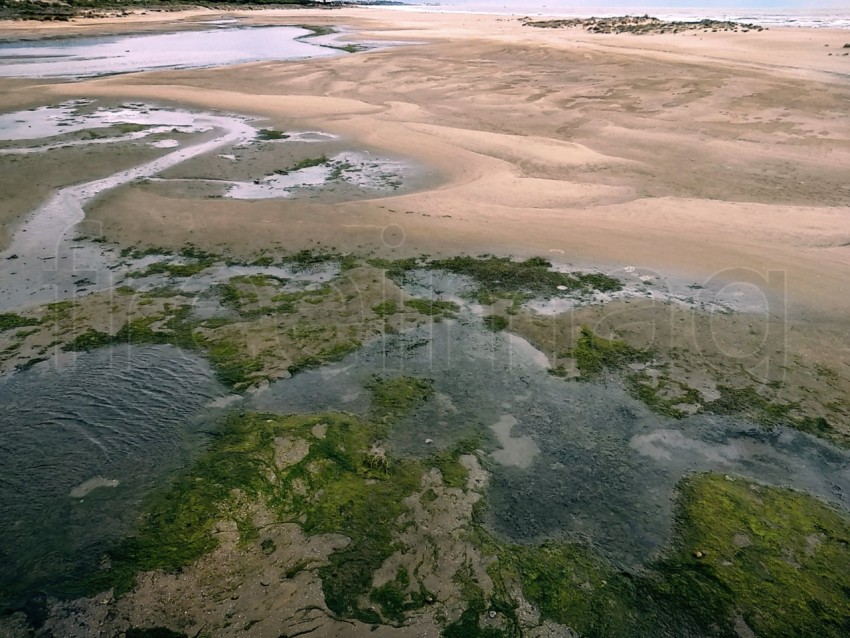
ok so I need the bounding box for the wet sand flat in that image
[1,9,847,320]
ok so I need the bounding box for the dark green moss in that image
[62,328,114,351]
[628,374,702,418]
[426,438,477,489]
[442,563,518,638]
[278,155,328,172]
[294,23,336,38]
[88,413,283,595]
[281,248,337,272]
[128,259,212,279]
[373,300,399,318]
[370,566,426,624]
[287,340,362,376]
[706,385,795,427]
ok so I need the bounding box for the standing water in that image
[0,345,228,607]
[0,26,339,78]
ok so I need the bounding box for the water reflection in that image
[0,25,337,78]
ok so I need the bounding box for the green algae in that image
[256,128,289,141]
[404,298,460,318]
[483,315,509,331]
[669,473,850,637]
[73,391,850,636]
[429,256,622,302]
[85,372,438,617]
[571,325,647,377]
[628,373,702,418]
[88,412,423,607]
[286,339,362,376]
[373,300,400,318]
[489,473,850,638]
[443,562,518,638]
[0,313,40,332]
[367,374,435,421]
[370,566,436,624]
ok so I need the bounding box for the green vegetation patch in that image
[286,339,362,376]
[627,373,702,418]
[494,473,850,637]
[89,411,427,622]
[367,257,420,282]
[88,412,286,595]
[430,256,622,303]
[571,326,647,377]
[707,385,798,428]
[483,315,509,331]
[667,473,850,637]
[367,374,435,421]
[256,128,289,141]
[370,566,436,624]
[443,562,519,638]
[0,313,40,332]
[373,300,400,318]
[277,155,328,173]
[404,298,460,317]
[114,123,146,134]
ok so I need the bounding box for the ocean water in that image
[393,1,850,28]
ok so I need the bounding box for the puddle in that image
[0,100,207,142]
[0,25,339,78]
[221,151,412,200]
[0,100,426,312]
[0,103,256,311]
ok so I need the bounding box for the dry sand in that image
[1,8,849,320]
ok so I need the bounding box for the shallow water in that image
[253,318,850,567]
[0,26,337,78]
[0,345,228,606]
[0,103,257,311]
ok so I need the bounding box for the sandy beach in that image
[2,8,849,320]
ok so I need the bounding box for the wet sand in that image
[2,10,850,634]
[2,8,849,321]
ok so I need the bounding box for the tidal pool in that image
[0,25,338,78]
[0,345,228,607]
[253,319,850,567]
